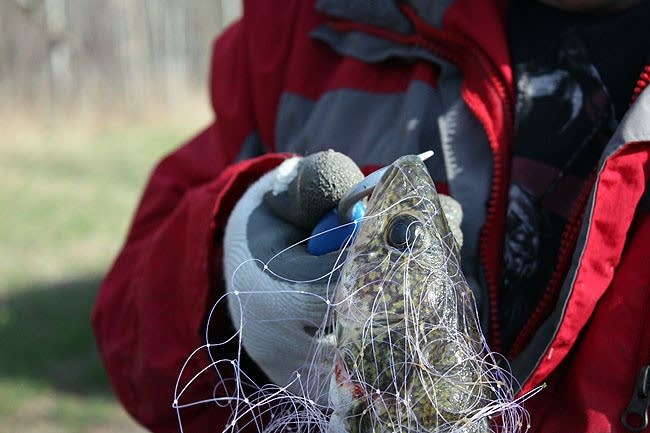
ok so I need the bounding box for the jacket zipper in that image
[621,363,650,431]
[629,62,650,107]
[507,170,595,358]
[622,264,650,432]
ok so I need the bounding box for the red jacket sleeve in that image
[91,16,290,432]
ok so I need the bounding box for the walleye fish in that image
[328,155,502,433]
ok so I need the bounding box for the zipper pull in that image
[621,365,650,431]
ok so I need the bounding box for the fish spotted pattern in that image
[328,155,513,433]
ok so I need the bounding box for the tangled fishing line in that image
[174,158,541,433]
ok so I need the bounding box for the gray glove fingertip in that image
[264,150,363,230]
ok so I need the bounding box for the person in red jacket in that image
[92,0,650,432]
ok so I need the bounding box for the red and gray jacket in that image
[91,1,650,432]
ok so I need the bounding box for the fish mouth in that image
[374,155,435,199]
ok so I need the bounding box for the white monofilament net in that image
[174,158,543,433]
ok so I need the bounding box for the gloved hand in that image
[223,150,364,400]
[223,150,465,401]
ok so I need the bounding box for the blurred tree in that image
[0,0,242,120]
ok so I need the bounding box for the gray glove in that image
[223,151,363,400]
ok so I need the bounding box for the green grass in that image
[0,115,210,432]
[1,124,197,291]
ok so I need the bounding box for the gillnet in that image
[174,155,540,433]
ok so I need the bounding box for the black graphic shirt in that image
[501,0,650,353]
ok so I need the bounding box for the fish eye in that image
[386,214,423,250]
